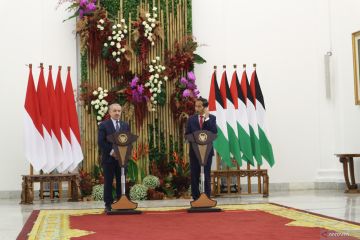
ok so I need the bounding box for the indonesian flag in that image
[24,65,46,171]
[37,66,55,173]
[220,70,242,166]
[250,70,275,167]
[240,70,262,165]
[65,68,83,171]
[208,70,231,166]
[230,70,254,165]
[47,66,64,170]
[55,67,73,172]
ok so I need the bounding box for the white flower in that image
[148,32,153,37]
[144,82,150,87]
[95,99,100,104]
[121,34,124,38]
[116,58,120,62]
[153,93,157,97]
[113,36,117,40]
[152,108,156,111]
[110,41,115,46]
[146,13,150,17]
[148,27,153,31]
[153,100,157,104]
[91,100,95,105]
[118,30,122,34]
[155,74,159,78]
[123,29,127,34]
[121,48,125,53]
[103,93,108,97]
[117,51,121,55]
[145,24,150,29]
[149,68,154,73]
[151,42,155,46]
[116,43,121,49]
[112,51,117,56]
[97,116,102,121]
[108,36,112,40]
[104,107,108,112]
[157,89,161,93]
[117,24,121,27]
[155,56,160,61]
[104,43,108,47]
[98,87,103,91]
[153,7,157,11]
[155,66,158,69]
[153,13,158,18]
[97,24,101,29]
[151,96,154,101]
[154,79,158,83]
[151,83,154,88]
[112,31,116,34]
[93,90,98,95]
[149,65,153,69]
[159,81,162,85]
[153,87,158,92]
[112,25,117,29]
[117,37,121,41]
[152,59,156,63]
[99,95,104,100]
[100,27,104,31]
[164,76,168,81]
[149,89,153,93]
[99,19,104,24]
[95,105,99,109]
[157,68,161,72]
[121,19,125,23]
[124,25,128,29]
[142,21,147,25]
[104,89,108,93]
[151,23,156,28]
[149,75,154,81]
[162,66,166,70]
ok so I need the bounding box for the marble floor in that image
[2,190,360,240]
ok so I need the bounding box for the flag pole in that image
[223,65,226,69]
[253,63,256,69]
[243,64,246,69]
[233,64,237,69]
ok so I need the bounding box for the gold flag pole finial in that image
[233,64,237,69]
[29,64,32,69]
[58,66,62,70]
[67,66,71,71]
[49,65,52,70]
[253,63,257,68]
[223,65,226,69]
[243,64,246,69]
[40,62,44,68]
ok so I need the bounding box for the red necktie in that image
[199,115,204,129]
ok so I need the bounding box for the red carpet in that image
[70,210,357,240]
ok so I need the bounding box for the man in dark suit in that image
[98,103,130,212]
[185,97,217,200]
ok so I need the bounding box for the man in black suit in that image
[185,97,217,200]
[98,103,130,212]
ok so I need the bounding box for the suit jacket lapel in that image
[194,114,201,130]
[108,119,116,133]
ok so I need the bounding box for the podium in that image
[106,131,142,215]
[185,130,221,213]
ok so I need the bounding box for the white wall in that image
[1,0,360,191]
[192,0,360,183]
[0,0,77,191]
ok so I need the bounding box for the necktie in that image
[116,120,120,132]
[199,115,204,129]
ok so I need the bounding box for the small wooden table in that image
[20,174,80,204]
[335,154,360,193]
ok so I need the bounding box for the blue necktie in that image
[116,120,120,132]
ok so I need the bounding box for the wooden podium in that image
[106,131,141,215]
[186,130,221,213]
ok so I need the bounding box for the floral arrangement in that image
[79,170,93,197]
[100,18,131,78]
[142,175,160,189]
[92,184,104,201]
[169,152,191,197]
[144,56,168,110]
[90,87,109,122]
[170,71,199,121]
[132,8,164,62]
[61,0,97,22]
[129,184,148,200]
[165,36,206,81]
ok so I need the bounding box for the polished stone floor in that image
[2,190,360,240]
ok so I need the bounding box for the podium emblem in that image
[198,132,208,143]
[118,134,128,144]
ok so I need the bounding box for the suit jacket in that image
[185,114,217,158]
[98,119,130,164]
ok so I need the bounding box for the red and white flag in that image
[55,67,73,172]
[65,67,83,171]
[37,65,55,173]
[24,65,46,171]
[47,66,64,170]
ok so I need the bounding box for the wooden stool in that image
[335,154,360,193]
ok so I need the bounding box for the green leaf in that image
[193,54,206,64]
[128,159,138,182]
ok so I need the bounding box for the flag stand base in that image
[107,196,142,215]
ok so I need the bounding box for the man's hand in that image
[110,149,115,157]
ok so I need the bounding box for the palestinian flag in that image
[208,70,231,166]
[250,70,275,167]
